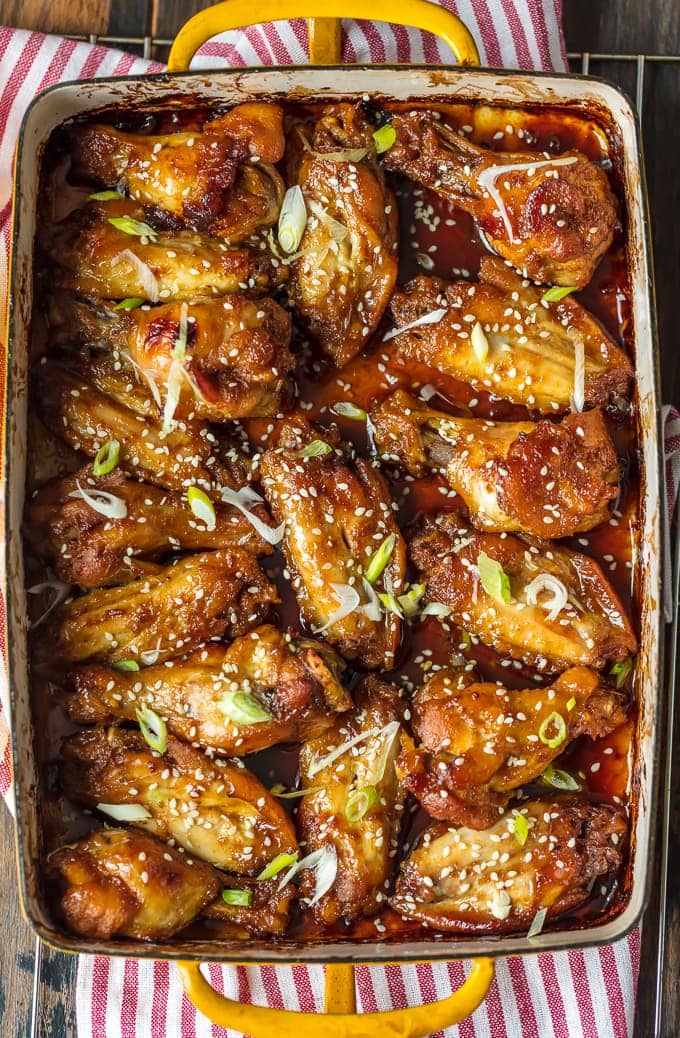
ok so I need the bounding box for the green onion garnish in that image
[218,690,271,725]
[566,697,576,712]
[540,285,577,304]
[331,401,366,421]
[92,439,120,477]
[277,185,307,254]
[398,583,426,618]
[477,551,512,604]
[378,591,403,617]
[610,657,633,688]
[541,763,580,791]
[257,851,299,881]
[186,486,216,531]
[89,190,124,201]
[113,659,140,672]
[297,439,332,459]
[135,704,168,754]
[270,784,322,799]
[221,888,253,907]
[373,125,397,154]
[513,814,529,846]
[345,785,380,823]
[108,216,157,239]
[538,711,567,749]
[114,297,144,311]
[365,534,396,584]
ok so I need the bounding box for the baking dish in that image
[4,0,663,1031]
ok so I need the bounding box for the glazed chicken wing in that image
[62,729,298,874]
[296,676,405,924]
[396,665,628,829]
[68,102,285,240]
[36,549,276,667]
[384,111,617,287]
[63,624,352,755]
[289,103,398,367]
[391,797,626,933]
[372,390,619,537]
[42,197,281,302]
[48,826,221,941]
[260,424,405,669]
[384,258,632,413]
[411,513,636,671]
[46,291,294,422]
[24,464,271,588]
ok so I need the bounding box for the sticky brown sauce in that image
[33,97,638,948]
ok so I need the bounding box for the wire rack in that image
[23,38,680,1038]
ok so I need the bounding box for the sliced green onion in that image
[345,785,380,823]
[270,784,322,799]
[365,534,396,584]
[477,551,512,604]
[218,690,271,725]
[420,601,451,618]
[566,697,576,712]
[297,439,332,459]
[397,583,426,618]
[114,297,144,310]
[108,215,157,238]
[331,401,366,421]
[186,486,216,531]
[96,802,151,822]
[278,185,307,254]
[527,906,548,939]
[135,704,167,754]
[221,888,253,907]
[89,189,124,201]
[92,439,120,477]
[373,125,397,154]
[378,591,403,618]
[513,814,529,846]
[113,659,140,672]
[541,763,581,791]
[540,285,577,304]
[610,657,633,689]
[258,851,299,881]
[538,711,567,749]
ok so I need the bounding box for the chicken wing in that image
[62,728,298,874]
[42,197,281,302]
[384,258,632,413]
[48,826,221,941]
[68,102,285,240]
[36,549,276,667]
[372,390,619,537]
[396,666,628,828]
[46,291,294,422]
[410,513,636,671]
[384,110,617,287]
[289,103,398,367]
[260,424,405,669]
[296,676,405,924]
[63,624,352,755]
[25,464,271,588]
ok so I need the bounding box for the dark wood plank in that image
[0,0,113,35]
[0,806,37,1038]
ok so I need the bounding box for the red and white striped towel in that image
[0,8,677,1037]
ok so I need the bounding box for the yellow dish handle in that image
[167,0,480,70]
[178,958,494,1035]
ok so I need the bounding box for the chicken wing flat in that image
[411,513,636,671]
[48,826,221,941]
[296,676,405,924]
[396,666,628,829]
[289,103,398,367]
[25,464,270,588]
[68,102,285,240]
[62,728,298,874]
[260,424,405,669]
[35,361,218,491]
[63,624,351,755]
[391,797,626,933]
[37,549,276,667]
[201,875,294,938]
[384,111,617,287]
[42,197,281,302]
[385,258,632,414]
[372,390,619,537]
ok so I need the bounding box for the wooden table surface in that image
[0,1,678,1035]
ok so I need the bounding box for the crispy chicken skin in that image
[36,549,277,667]
[385,258,632,414]
[35,361,221,492]
[202,875,295,938]
[63,624,352,755]
[392,798,626,933]
[297,676,405,924]
[68,102,285,240]
[62,729,298,874]
[42,197,281,302]
[289,104,398,367]
[24,464,271,588]
[396,666,628,829]
[260,424,405,669]
[411,513,636,671]
[384,111,617,287]
[46,292,294,422]
[372,390,619,537]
